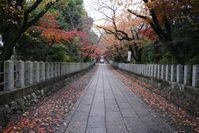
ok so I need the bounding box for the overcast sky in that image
[83,0,107,35]
[83,0,105,26]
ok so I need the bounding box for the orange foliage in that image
[33,12,88,44]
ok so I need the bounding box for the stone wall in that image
[0,61,94,127]
[110,61,199,116]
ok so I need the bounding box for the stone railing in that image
[2,60,94,91]
[110,61,199,88]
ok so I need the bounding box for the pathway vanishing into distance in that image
[58,64,174,133]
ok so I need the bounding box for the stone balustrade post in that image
[77,63,79,72]
[132,64,134,73]
[53,63,55,78]
[171,65,176,82]
[166,65,171,81]
[57,63,60,76]
[55,63,57,77]
[147,64,150,77]
[78,63,81,71]
[63,62,66,75]
[118,63,120,69]
[60,63,62,75]
[151,64,153,77]
[53,63,55,77]
[146,65,149,76]
[54,63,58,77]
[60,62,63,76]
[148,65,151,77]
[50,62,53,78]
[125,64,128,71]
[71,63,74,73]
[67,63,69,74]
[40,62,45,81]
[154,64,157,78]
[152,64,155,78]
[64,62,67,75]
[149,64,151,77]
[140,64,143,75]
[133,65,135,74]
[135,64,137,74]
[33,61,39,83]
[142,64,144,75]
[4,60,14,90]
[161,65,166,80]
[49,62,51,78]
[45,62,50,79]
[25,61,33,85]
[128,64,130,72]
[16,60,25,88]
[65,63,68,74]
[81,63,84,70]
[123,64,126,71]
[131,64,136,73]
[74,63,77,72]
[184,65,191,85]
[62,62,64,75]
[80,63,82,71]
[143,65,146,76]
[75,63,78,72]
[83,63,86,70]
[136,64,138,74]
[146,65,149,77]
[157,65,161,79]
[177,64,183,84]
[62,62,65,75]
[151,64,154,77]
[59,63,62,76]
[76,63,78,72]
[192,65,199,88]
[73,63,76,72]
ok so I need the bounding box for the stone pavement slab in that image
[58,64,174,133]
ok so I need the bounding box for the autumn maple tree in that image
[32,10,100,62]
[34,12,88,44]
[95,0,199,64]
[95,0,154,63]
[0,0,67,62]
[119,0,198,63]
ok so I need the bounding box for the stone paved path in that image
[58,64,174,133]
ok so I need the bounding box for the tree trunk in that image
[129,45,142,63]
[0,32,22,63]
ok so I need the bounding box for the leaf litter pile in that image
[112,69,199,132]
[2,68,95,133]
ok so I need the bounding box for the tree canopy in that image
[96,0,199,64]
[0,0,101,62]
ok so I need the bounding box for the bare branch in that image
[127,9,148,20]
